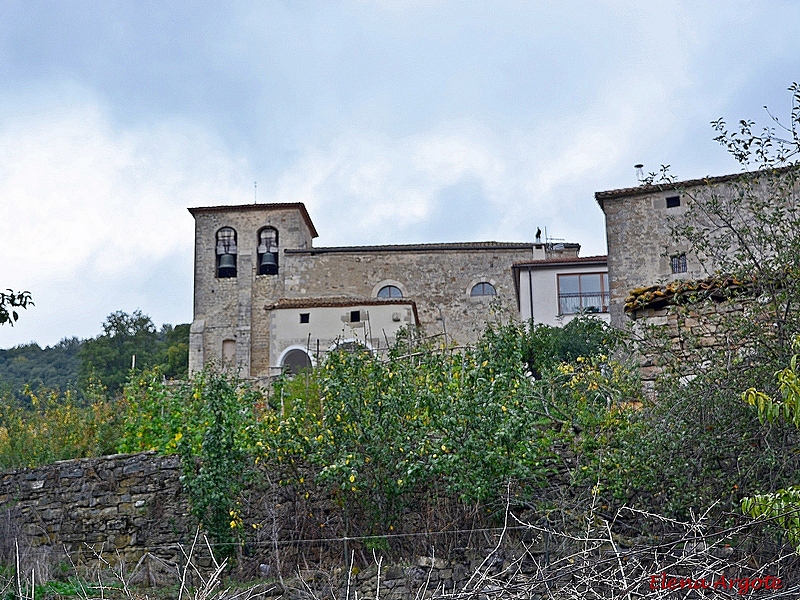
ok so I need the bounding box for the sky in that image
[1,1,799,349]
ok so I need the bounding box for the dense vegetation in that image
[78,310,190,394]
[0,338,83,399]
[117,317,634,550]
[0,310,189,402]
[0,310,189,469]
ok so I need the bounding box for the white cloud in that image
[0,90,252,347]
[3,0,799,350]
[262,61,691,251]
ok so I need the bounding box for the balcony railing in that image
[558,292,610,315]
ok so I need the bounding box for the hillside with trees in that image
[0,310,189,402]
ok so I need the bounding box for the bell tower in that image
[187,203,318,378]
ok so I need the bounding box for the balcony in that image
[558,291,610,315]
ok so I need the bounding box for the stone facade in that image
[596,181,704,328]
[596,168,800,328]
[189,203,582,380]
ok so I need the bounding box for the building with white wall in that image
[513,256,609,326]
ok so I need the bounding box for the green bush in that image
[266,320,629,527]
[119,320,634,536]
[121,366,262,555]
[0,384,120,469]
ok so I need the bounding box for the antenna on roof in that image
[254,181,258,204]
[635,164,644,183]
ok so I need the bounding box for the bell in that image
[259,252,278,275]
[218,253,237,277]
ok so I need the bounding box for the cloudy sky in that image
[1,1,799,348]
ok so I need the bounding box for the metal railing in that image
[558,291,610,315]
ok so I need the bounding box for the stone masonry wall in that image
[282,246,532,349]
[599,172,794,328]
[629,300,745,389]
[0,451,558,597]
[600,187,704,328]
[0,452,193,566]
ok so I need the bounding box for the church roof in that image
[286,241,538,255]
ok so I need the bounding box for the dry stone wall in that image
[629,300,747,389]
[0,452,194,566]
[0,451,556,595]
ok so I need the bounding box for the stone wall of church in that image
[189,205,315,376]
[280,245,536,349]
[189,203,553,379]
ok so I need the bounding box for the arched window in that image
[281,348,312,375]
[377,285,403,298]
[216,227,237,278]
[257,227,279,275]
[470,282,496,297]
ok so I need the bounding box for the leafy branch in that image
[0,289,33,326]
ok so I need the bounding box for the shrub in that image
[0,383,120,469]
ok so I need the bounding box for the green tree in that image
[522,316,612,379]
[79,311,190,395]
[669,83,800,359]
[160,323,190,379]
[0,338,82,402]
[582,84,800,519]
[120,366,261,555]
[79,310,161,395]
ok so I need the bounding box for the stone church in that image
[187,202,594,381]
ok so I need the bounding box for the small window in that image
[216,227,237,278]
[281,349,312,375]
[671,254,688,274]
[350,310,361,322]
[470,282,496,297]
[257,227,279,275]
[299,313,310,324]
[666,196,681,208]
[377,285,403,298]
